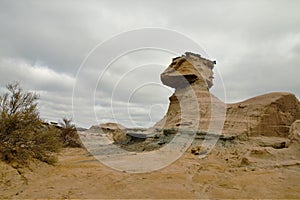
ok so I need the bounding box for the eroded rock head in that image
[161,52,215,90]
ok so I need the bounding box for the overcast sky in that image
[0,0,299,128]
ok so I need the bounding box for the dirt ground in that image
[1,136,300,199]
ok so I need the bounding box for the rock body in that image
[87,122,130,144]
[155,52,300,137]
[224,93,300,137]
[289,120,300,147]
[155,52,226,133]
[161,52,215,90]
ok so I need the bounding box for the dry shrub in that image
[0,82,61,165]
[58,118,82,148]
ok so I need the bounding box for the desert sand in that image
[1,136,299,199]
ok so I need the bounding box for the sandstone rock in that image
[87,123,129,144]
[91,52,300,148]
[240,157,252,166]
[161,52,215,90]
[155,52,226,133]
[0,162,24,190]
[99,122,126,130]
[249,148,274,159]
[251,136,290,149]
[191,146,207,155]
[223,92,300,137]
[155,52,300,137]
[89,122,126,132]
[98,123,130,144]
[289,120,300,144]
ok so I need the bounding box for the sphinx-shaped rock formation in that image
[155,52,226,133]
[156,52,300,137]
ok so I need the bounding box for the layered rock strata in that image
[155,52,300,137]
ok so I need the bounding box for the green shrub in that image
[0,82,62,165]
[58,118,82,148]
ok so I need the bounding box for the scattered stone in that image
[252,136,290,149]
[240,157,252,166]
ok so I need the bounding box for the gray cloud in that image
[0,0,299,128]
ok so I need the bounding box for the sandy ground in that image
[1,137,300,199]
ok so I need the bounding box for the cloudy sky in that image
[0,0,299,128]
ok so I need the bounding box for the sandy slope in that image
[1,137,299,199]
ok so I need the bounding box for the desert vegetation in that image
[0,82,81,166]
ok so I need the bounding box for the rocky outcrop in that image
[154,86,225,133]
[223,92,300,137]
[155,52,300,137]
[161,52,215,90]
[289,120,300,146]
[89,122,126,132]
[155,52,225,133]
[88,53,300,139]
[87,122,130,144]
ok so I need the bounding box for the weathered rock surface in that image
[289,120,300,148]
[88,122,126,132]
[155,52,300,137]
[155,52,226,133]
[154,87,226,132]
[87,122,129,144]
[223,92,300,137]
[161,52,215,90]
[0,162,23,192]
